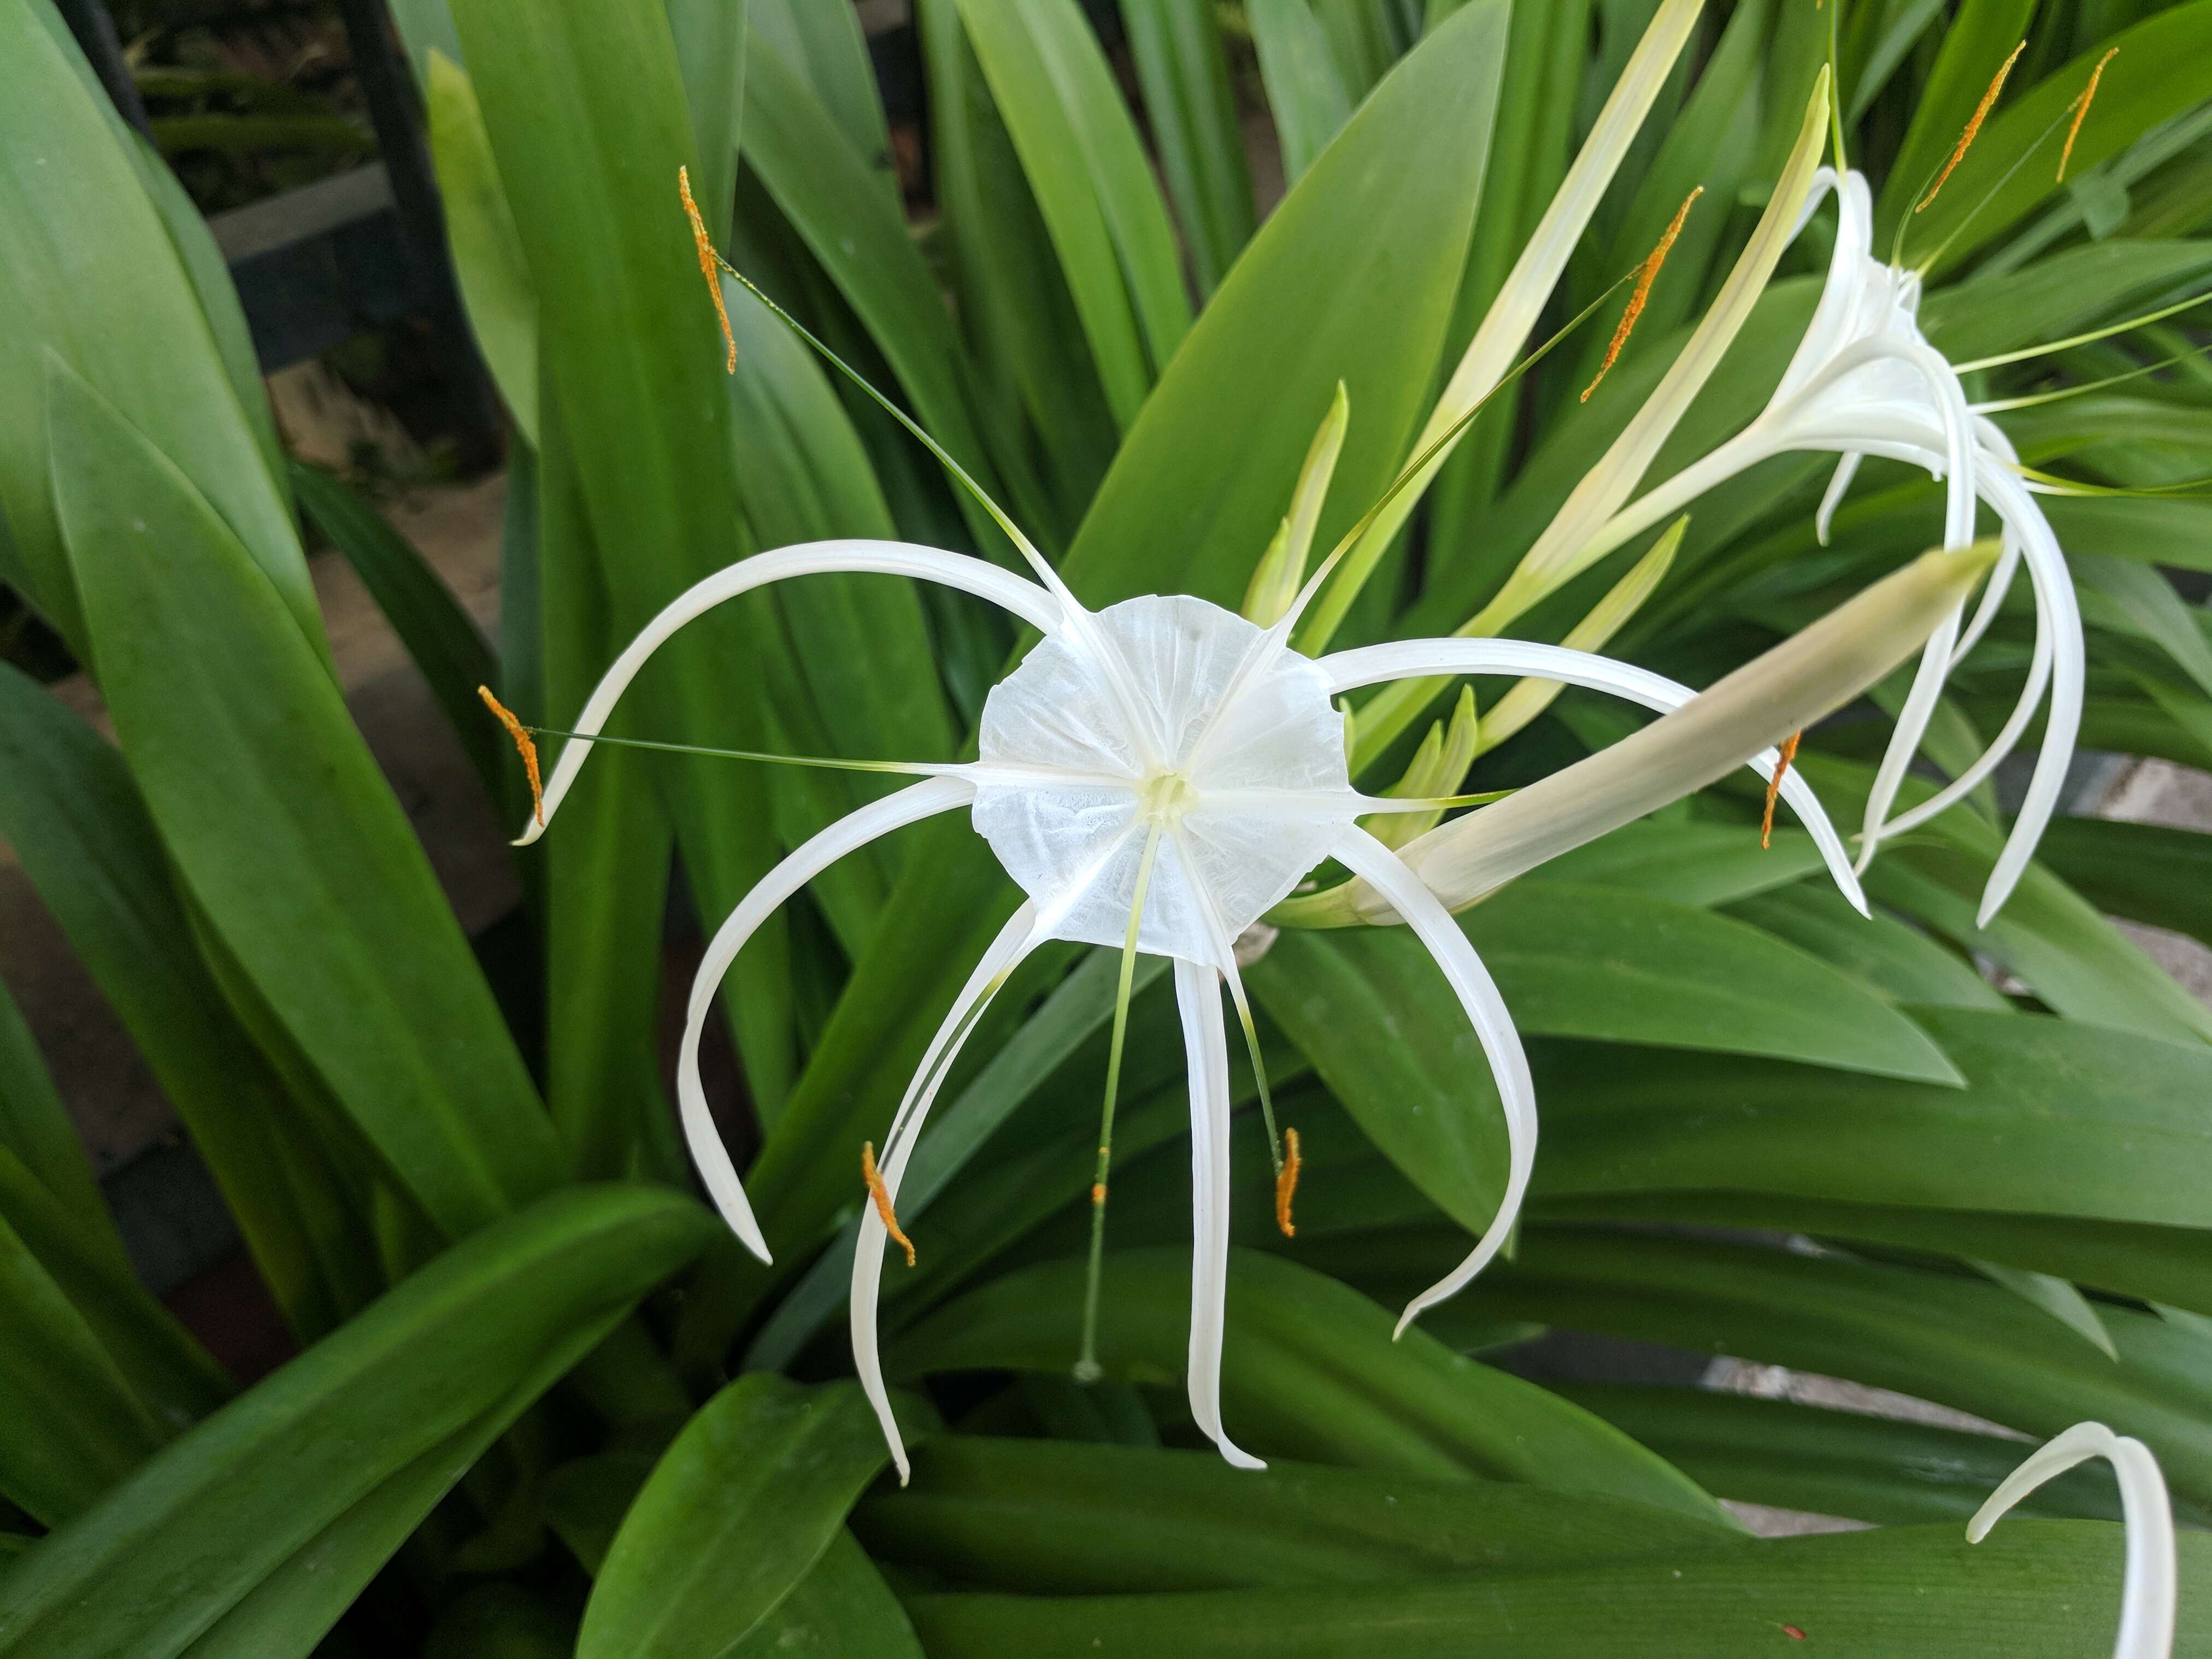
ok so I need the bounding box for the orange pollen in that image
[678,166,737,374]
[2057,49,2118,183]
[1274,1127,1303,1238]
[1582,187,1701,403]
[1917,41,2025,212]
[1761,730,1802,850]
[862,1141,915,1268]
[477,685,543,826]
[1091,1182,1107,1206]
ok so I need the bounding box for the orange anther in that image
[863,1142,915,1268]
[1762,730,1802,849]
[1274,1126,1303,1238]
[477,685,543,826]
[2057,49,2118,183]
[1582,188,1702,403]
[1918,42,2025,212]
[678,166,736,373]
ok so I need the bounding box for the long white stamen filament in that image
[1320,638,1868,914]
[1968,1422,2175,1659]
[1172,824,1283,1170]
[676,776,978,1262]
[1856,603,1963,875]
[1329,827,1534,1336]
[854,903,1044,1483]
[1175,957,1265,1469]
[1078,820,1167,1381]
[514,540,1063,844]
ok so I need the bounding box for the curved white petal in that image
[677,776,977,1262]
[1329,826,1535,1337]
[1968,1422,2174,1659]
[1174,957,1265,1470]
[1974,461,2084,925]
[1319,638,1868,914]
[855,902,1044,1484]
[517,540,1065,843]
[1855,601,1962,875]
[1952,513,2025,666]
[1773,334,1977,548]
[1815,451,1862,545]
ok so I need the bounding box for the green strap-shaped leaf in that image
[1561,1383,2151,1528]
[0,1140,230,1433]
[0,979,109,1236]
[664,0,747,247]
[1910,2,2212,274]
[1117,0,1255,296]
[952,0,1192,427]
[448,0,794,1107]
[1434,1226,2212,1508]
[1726,885,2008,1010]
[0,1207,170,1527]
[424,50,540,443]
[0,1184,711,1658]
[0,661,358,1336]
[749,0,892,186]
[578,1374,899,1659]
[730,1530,923,1659]
[904,1522,2210,1656]
[0,0,322,662]
[49,358,561,1242]
[740,34,1044,557]
[891,1246,1731,1525]
[856,1437,1739,1594]
[2035,815,2212,951]
[1248,0,1355,186]
[1527,1008,2212,1231]
[291,462,506,802]
[1062,0,1507,608]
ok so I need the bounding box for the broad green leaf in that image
[0,1208,169,1526]
[291,462,506,803]
[1118,0,1255,295]
[1248,0,1356,186]
[0,1140,230,1433]
[1527,1009,2212,1231]
[1466,882,1962,1083]
[0,979,108,1235]
[2035,815,2212,951]
[1972,1258,2120,1362]
[1064,0,1504,613]
[891,1246,1731,1524]
[0,0,320,657]
[952,0,1191,427]
[50,362,561,1242]
[664,0,748,248]
[855,1437,1739,1593]
[1562,1384,2143,1528]
[578,1375,898,1659]
[730,1530,922,1659]
[1725,885,2009,1010]
[748,0,891,185]
[0,1185,712,1657]
[448,0,795,1105]
[905,1522,2212,1655]
[1439,1226,2212,1507]
[740,37,1036,557]
[0,663,356,1335]
[536,395,682,1185]
[1876,0,2038,234]
[425,50,540,442]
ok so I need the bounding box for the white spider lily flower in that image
[1969,1422,2176,1658]
[517,524,1978,1478]
[1523,167,2083,925]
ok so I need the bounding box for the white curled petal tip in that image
[676,776,979,1264]
[1174,959,1266,1472]
[509,539,1064,842]
[1968,1422,2175,1659]
[1815,451,1862,546]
